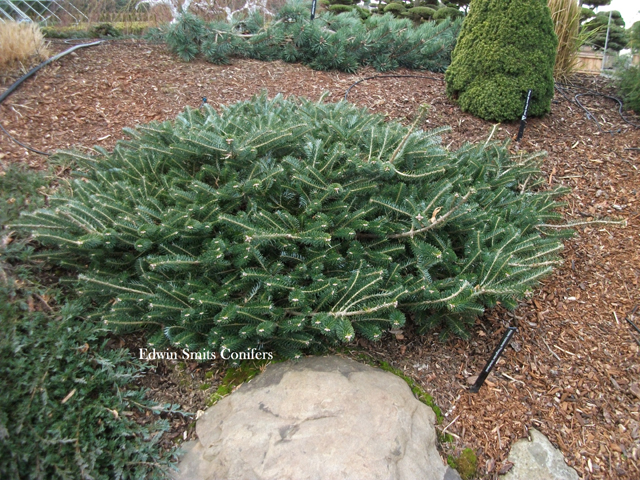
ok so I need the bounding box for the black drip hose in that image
[0,123,50,156]
[0,40,104,156]
[554,82,640,132]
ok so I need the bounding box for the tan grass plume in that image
[548,0,582,81]
[0,21,50,70]
[547,0,584,81]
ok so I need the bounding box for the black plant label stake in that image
[469,327,517,393]
[516,89,533,142]
[311,0,317,20]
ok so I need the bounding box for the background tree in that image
[582,10,629,51]
[432,6,463,19]
[447,0,470,12]
[445,0,557,122]
[322,0,370,17]
[580,6,595,23]
[578,0,611,7]
[406,6,437,22]
[378,1,465,21]
[628,20,640,52]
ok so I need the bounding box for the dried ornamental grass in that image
[0,21,49,69]
[548,0,581,81]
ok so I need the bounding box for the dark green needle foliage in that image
[0,166,178,479]
[445,0,558,122]
[164,3,462,74]
[15,95,569,359]
[165,11,205,61]
[616,64,640,114]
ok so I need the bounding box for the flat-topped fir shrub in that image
[15,95,569,359]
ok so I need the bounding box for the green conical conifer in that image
[445,0,558,122]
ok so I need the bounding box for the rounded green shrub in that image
[445,0,558,122]
[90,23,122,38]
[355,6,372,20]
[383,3,407,16]
[432,7,463,20]
[17,95,567,359]
[407,7,436,21]
[329,4,354,14]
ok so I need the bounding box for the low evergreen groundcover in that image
[15,95,569,359]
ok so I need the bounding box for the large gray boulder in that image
[500,428,580,480]
[174,355,454,480]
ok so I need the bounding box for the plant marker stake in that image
[310,0,317,20]
[469,327,517,393]
[516,90,532,142]
[601,10,612,73]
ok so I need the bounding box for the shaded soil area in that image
[2,39,640,479]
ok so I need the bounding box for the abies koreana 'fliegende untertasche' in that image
[14,95,569,358]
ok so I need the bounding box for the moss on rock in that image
[448,448,478,480]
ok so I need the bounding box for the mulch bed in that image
[2,38,640,479]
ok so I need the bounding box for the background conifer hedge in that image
[445,0,558,122]
[15,95,569,359]
[163,5,462,73]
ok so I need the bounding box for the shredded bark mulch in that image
[2,39,640,479]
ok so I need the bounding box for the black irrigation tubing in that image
[575,92,640,131]
[0,123,50,156]
[0,40,104,156]
[344,74,444,101]
[554,82,640,132]
[626,305,640,335]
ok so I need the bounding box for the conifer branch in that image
[78,275,152,296]
[537,219,627,229]
[402,281,471,308]
[388,104,430,165]
[328,300,399,318]
[388,189,474,239]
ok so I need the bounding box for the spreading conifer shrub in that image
[16,95,568,359]
[445,0,557,122]
[164,4,461,73]
[616,64,640,115]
